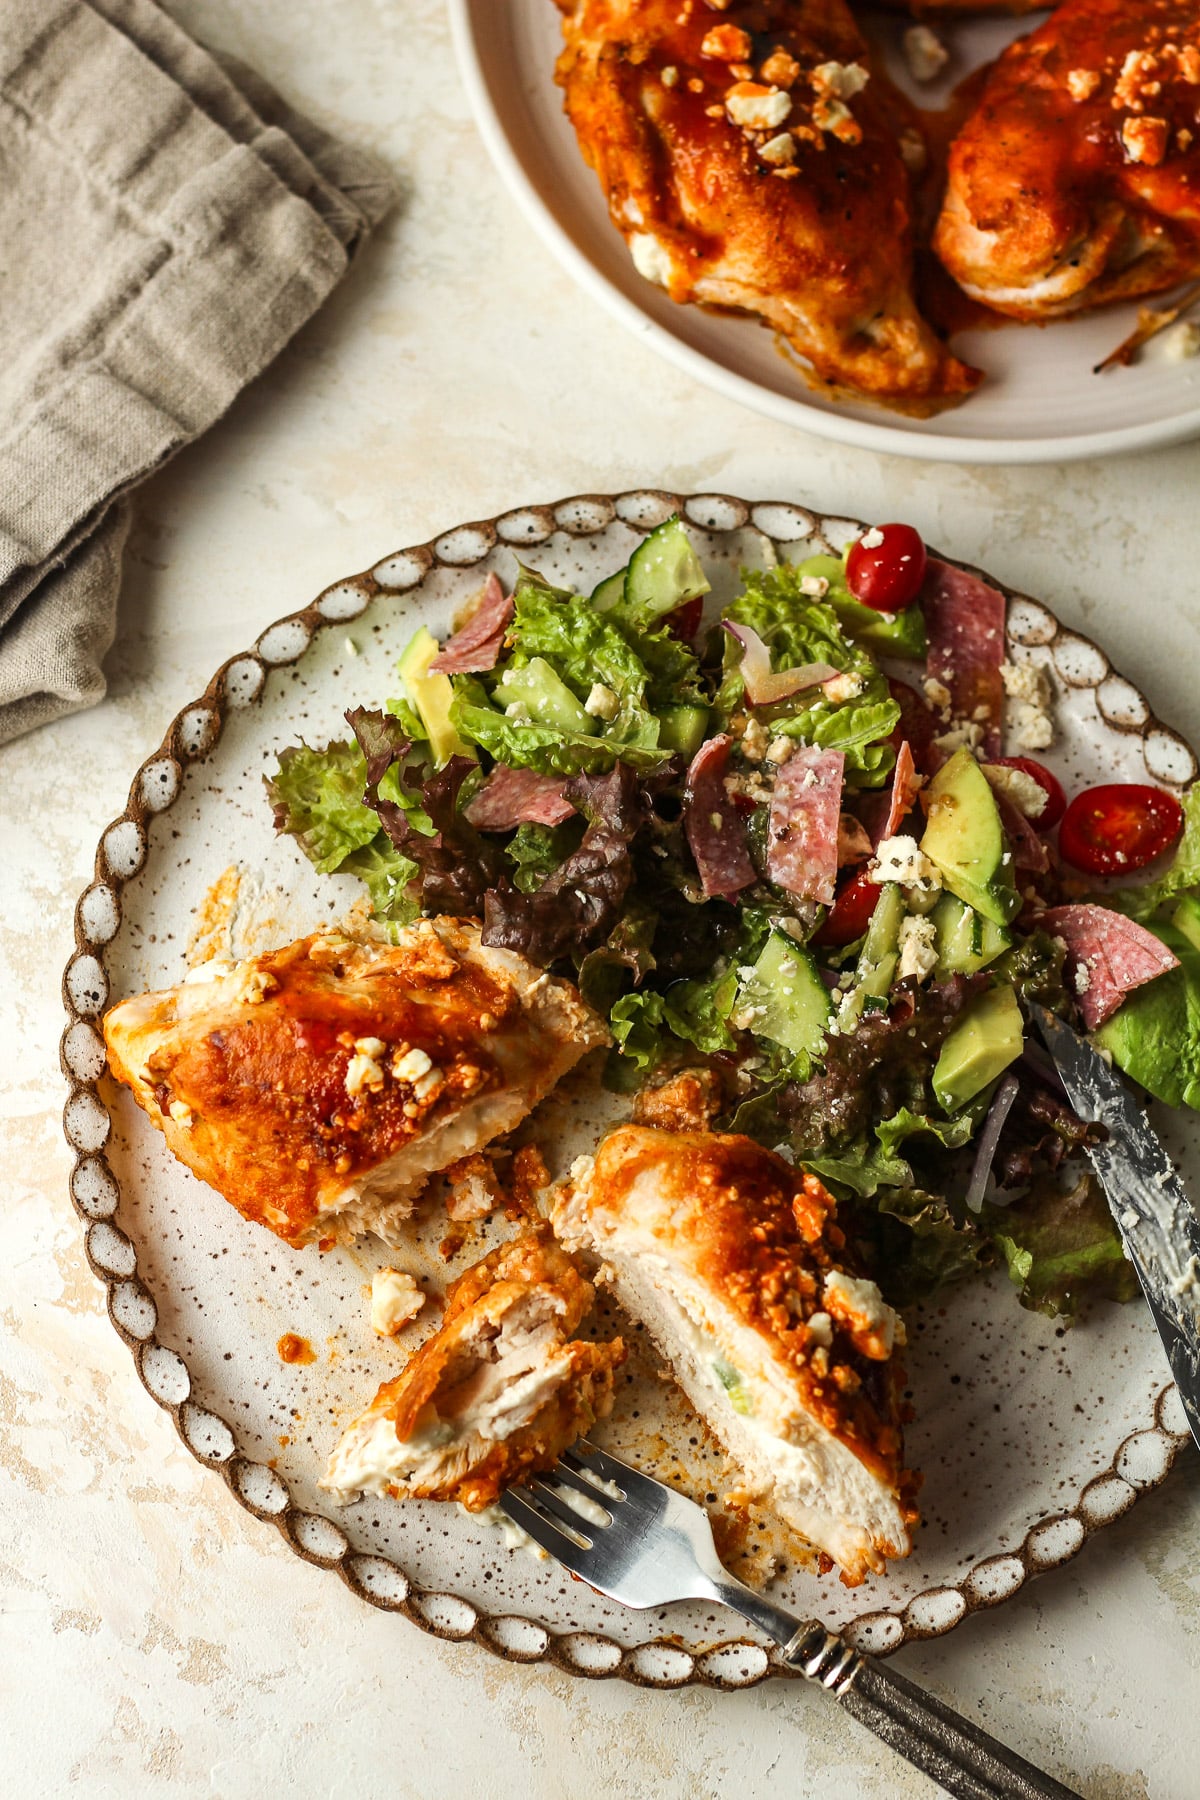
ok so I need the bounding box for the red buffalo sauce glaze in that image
[277,1333,316,1366]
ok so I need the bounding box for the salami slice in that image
[428,573,513,674]
[464,765,574,831]
[1037,904,1179,1030]
[883,740,921,839]
[923,560,1006,759]
[766,746,845,905]
[683,735,756,899]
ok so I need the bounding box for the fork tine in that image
[572,1438,664,1501]
[499,1488,591,1565]
[546,1460,621,1509]
[528,1477,606,1537]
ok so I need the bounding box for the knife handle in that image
[784,1624,1083,1800]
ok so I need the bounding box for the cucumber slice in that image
[493,658,598,736]
[736,932,832,1058]
[397,626,472,766]
[838,882,903,1027]
[590,568,627,611]
[932,894,1011,978]
[657,702,710,757]
[623,516,710,619]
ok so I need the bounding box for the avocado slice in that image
[1094,921,1200,1110]
[921,748,1021,928]
[398,627,471,766]
[932,984,1024,1113]
[736,932,832,1058]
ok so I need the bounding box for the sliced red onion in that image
[723,622,838,707]
[964,1072,1020,1214]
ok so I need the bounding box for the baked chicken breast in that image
[103,917,607,1249]
[935,0,1200,318]
[552,1126,915,1584]
[322,1226,626,1508]
[553,0,978,411]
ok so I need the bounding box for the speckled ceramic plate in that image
[450,0,1200,466]
[62,493,1198,1689]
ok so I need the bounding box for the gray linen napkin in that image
[0,0,394,745]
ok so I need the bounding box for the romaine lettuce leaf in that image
[266,740,381,874]
[716,566,899,785]
[338,838,421,930]
[1106,785,1200,922]
[983,1169,1140,1320]
[609,990,666,1073]
[789,554,927,659]
[874,1098,987,1162]
[801,1138,913,1198]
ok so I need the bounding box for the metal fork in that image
[504,1442,1081,1800]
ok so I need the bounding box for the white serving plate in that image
[450,1,1200,465]
[61,492,1197,1689]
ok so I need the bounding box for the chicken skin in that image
[935,0,1200,318]
[322,1226,626,1509]
[103,917,607,1249]
[553,0,978,412]
[552,1128,916,1583]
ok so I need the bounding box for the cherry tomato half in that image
[887,677,936,769]
[986,756,1067,833]
[845,523,927,613]
[1059,783,1185,877]
[814,867,880,947]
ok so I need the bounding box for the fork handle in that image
[783,1622,1082,1800]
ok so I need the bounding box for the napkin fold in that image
[0,0,394,745]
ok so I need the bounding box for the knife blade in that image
[1032,1003,1200,1451]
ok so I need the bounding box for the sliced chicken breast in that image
[552,1126,915,1584]
[103,917,608,1249]
[322,1226,626,1508]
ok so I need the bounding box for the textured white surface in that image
[4,1,1200,1795]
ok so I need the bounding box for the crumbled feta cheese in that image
[870,834,941,893]
[584,683,619,720]
[168,1099,194,1129]
[812,60,869,100]
[370,1268,425,1336]
[1073,962,1092,995]
[355,1036,387,1058]
[933,721,985,756]
[1013,704,1054,752]
[902,25,948,84]
[806,1310,834,1349]
[896,915,939,985]
[898,127,926,173]
[1001,659,1049,706]
[823,1269,902,1357]
[701,23,751,60]
[741,716,769,763]
[1157,320,1200,362]
[799,574,829,597]
[392,1045,434,1083]
[757,130,796,166]
[982,762,1048,819]
[823,671,865,704]
[923,676,952,715]
[346,1043,387,1100]
[859,525,885,550]
[1121,115,1169,167]
[413,1067,444,1101]
[1066,67,1101,102]
[629,232,675,288]
[766,735,794,766]
[725,82,791,130]
[661,64,678,88]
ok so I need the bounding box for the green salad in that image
[268,516,1200,1323]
